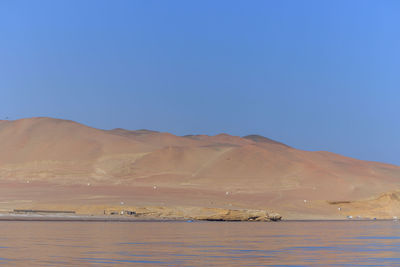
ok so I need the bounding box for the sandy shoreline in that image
[0,214,178,222]
[0,213,393,222]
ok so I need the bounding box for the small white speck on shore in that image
[120,202,124,205]
[153,186,157,189]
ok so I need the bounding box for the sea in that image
[0,220,399,266]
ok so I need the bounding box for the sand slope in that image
[0,117,399,219]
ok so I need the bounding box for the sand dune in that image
[0,117,399,219]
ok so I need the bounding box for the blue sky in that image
[0,0,399,164]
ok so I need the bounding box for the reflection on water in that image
[0,220,399,266]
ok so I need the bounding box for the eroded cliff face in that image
[328,191,400,219]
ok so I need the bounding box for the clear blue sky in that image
[1,0,399,165]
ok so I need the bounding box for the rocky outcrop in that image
[13,202,282,222]
[192,208,282,221]
[100,206,282,221]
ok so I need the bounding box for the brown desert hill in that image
[0,117,400,219]
[243,134,290,148]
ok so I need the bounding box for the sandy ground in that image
[0,181,348,220]
[1,118,400,220]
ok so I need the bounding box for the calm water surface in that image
[0,220,399,266]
